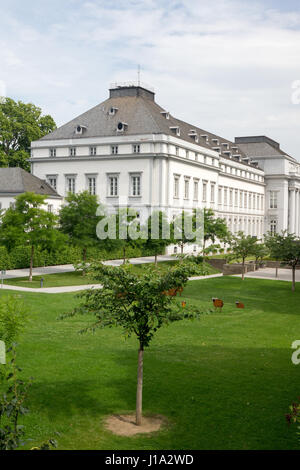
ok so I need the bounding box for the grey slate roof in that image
[235,141,295,161]
[0,168,61,197]
[39,86,255,167]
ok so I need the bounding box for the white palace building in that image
[26,82,300,250]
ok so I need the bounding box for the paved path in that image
[0,273,223,294]
[1,255,177,280]
[234,267,300,282]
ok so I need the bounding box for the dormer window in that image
[188,130,199,143]
[212,138,219,145]
[109,107,118,116]
[75,125,87,135]
[117,122,128,132]
[222,142,229,149]
[201,134,208,142]
[160,111,169,119]
[170,126,180,136]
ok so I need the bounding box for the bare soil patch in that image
[104,413,168,436]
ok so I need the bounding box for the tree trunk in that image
[155,252,158,266]
[292,265,296,292]
[82,247,87,262]
[123,246,126,265]
[136,345,144,426]
[242,258,245,281]
[29,245,34,282]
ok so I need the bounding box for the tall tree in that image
[62,262,201,426]
[0,97,56,171]
[265,231,300,292]
[59,191,104,262]
[0,192,63,281]
[231,232,258,280]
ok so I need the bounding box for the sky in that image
[1,0,300,159]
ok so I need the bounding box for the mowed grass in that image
[4,261,219,288]
[1,276,300,450]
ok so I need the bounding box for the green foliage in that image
[231,232,258,261]
[0,192,65,279]
[265,231,300,267]
[144,211,172,260]
[203,209,229,248]
[59,191,104,260]
[63,262,203,348]
[0,97,56,171]
[0,296,27,348]
[0,347,32,450]
[0,192,63,252]
[286,399,300,444]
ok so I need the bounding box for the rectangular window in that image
[270,191,278,209]
[49,148,56,157]
[69,147,76,157]
[202,182,207,202]
[244,192,247,209]
[109,176,118,196]
[224,188,228,206]
[184,179,190,199]
[88,177,96,195]
[239,191,242,208]
[47,176,57,191]
[133,144,140,153]
[249,193,252,209]
[270,219,277,235]
[218,187,222,205]
[210,184,215,203]
[195,153,199,162]
[131,175,141,196]
[229,189,233,207]
[174,176,179,198]
[90,147,97,156]
[193,180,199,201]
[234,190,238,207]
[66,177,76,194]
[47,205,53,213]
[175,147,179,156]
[185,150,189,159]
[111,145,118,155]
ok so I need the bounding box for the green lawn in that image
[1,276,299,450]
[4,261,219,288]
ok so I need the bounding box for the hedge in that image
[0,244,162,271]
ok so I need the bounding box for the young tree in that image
[172,211,198,256]
[265,231,300,292]
[114,208,142,264]
[62,262,201,426]
[203,209,229,255]
[252,243,269,270]
[0,192,63,281]
[59,191,104,262]
[231,232,258,280]
[0,98,56,171]
[144,211,172,265]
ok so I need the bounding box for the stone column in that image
[295,190,299,236]
[289,188,296,234]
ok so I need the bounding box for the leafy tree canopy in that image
[0,97,56,171]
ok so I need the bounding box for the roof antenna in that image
[137,64,141,87]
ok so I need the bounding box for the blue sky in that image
[1,0,300,158]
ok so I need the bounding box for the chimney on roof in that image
[109,81,155,101]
